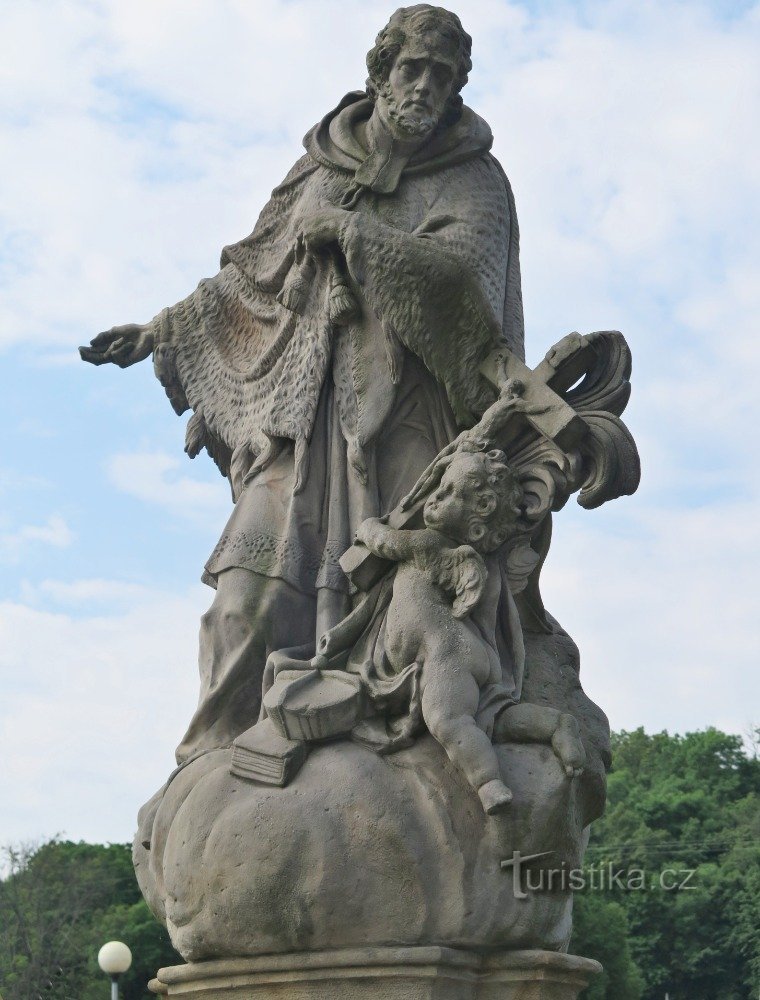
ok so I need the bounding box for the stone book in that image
[230,719,310,787]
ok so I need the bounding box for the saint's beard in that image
[377,82,442,138]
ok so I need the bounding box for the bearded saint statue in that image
[81,4,525,763]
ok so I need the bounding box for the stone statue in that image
[82,2,523,766]
[80,6,639,998]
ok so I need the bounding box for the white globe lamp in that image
[98,940,132,999]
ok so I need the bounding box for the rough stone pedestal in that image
[148,947,601,999]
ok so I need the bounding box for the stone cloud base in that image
[148,947,601,999]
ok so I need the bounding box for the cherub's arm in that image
[355,518,439,564]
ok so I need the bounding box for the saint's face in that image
[382,30,459,137]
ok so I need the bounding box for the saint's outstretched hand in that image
[79,323,153,368]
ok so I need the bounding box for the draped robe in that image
[145,93,526,760]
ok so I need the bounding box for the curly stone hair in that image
[365,5,473,127]
[457,449,525,553]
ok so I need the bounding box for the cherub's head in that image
[423,449,523,552]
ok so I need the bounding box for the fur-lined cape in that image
[148,94,524,498]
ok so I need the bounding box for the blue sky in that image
[2,0,759,845]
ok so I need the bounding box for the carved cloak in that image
[147,93,524,505]
[146,94,527,762]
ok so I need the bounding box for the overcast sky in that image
[2,0,759,846]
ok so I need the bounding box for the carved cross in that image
[341,333,603,591]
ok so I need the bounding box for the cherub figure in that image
[355,446,584,814]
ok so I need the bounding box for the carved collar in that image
[304,91,493,194]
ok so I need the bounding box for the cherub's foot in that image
[478,778,513,814]
[551,713,586,779]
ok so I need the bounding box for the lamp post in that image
[97,941,132,1000]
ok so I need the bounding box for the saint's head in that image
[366,5,472,139]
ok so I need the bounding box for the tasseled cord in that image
[276,242,315,315]
[329,272,359,326]
[277,235,359,327]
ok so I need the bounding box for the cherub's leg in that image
[421,668,512,815]
[493,703,586,778]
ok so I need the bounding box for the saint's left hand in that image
[300,207,350,252]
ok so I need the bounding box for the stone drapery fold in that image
[146,93,524,497]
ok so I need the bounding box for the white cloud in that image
[0,515,73,562]
[31,350,83,369]
[20,577,161,608]
[106,450,230,525]
[542,494,760,738]
[0,0,387,352]
[0,581,208,844]
[0,469,50,495]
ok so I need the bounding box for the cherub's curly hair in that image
[365,5,472,128]
[458,449,524,553]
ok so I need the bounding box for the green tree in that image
[0,840,178,1000]
[578,728,760,1000]
[571,893,644,999]
[2,729,758,999]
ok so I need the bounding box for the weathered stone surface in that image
[80,4,529,769]
[148,948,601,999]
[83,4,640,986]
[134,617,607,962]
[520,617,611,822]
